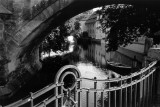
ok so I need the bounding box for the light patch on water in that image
[76,62,108,79]
[67,35,74,43]
[8,61,16,73]
[41,45,74,60]
[69,45,74,52]
[76,62,111,107]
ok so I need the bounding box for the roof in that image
[75,13,92,22]
[0,4,12,14]
[79,16,89,21]
[154,30,160,35]
[85,12,98,24]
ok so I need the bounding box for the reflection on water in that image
[41,41,122,107]
[40,40,143,107]
[77,62,108,79]
[58,41,143,107]
[1,38,145,106]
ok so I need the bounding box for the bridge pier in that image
[0,14,42,95]
[0,42,42,96]
[0,0,44,96]
[0,21,42,86]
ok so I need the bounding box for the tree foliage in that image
[97,4,160,51]
[74,21,81,31]
[40,23,71,55]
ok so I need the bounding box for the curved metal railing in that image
[2,82,64,107]
[0,61,157,107]
[76,61,157,107]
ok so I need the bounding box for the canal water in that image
[1,39,144,106]
[40,39,143,107]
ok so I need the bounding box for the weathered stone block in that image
[147,48,160,61]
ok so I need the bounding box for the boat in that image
[106,61,132,76]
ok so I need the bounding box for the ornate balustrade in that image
[0,61,157,107]
[77,61,157,107]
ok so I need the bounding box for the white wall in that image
[95,22,106,39]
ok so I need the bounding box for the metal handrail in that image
[79,61,157,82]
[77,61,157,107]
[1,61,157,107]
[4,82,63,107]
[79,68,156,92]
[35,93,64,107]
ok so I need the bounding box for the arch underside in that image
[1,0,160,98]
[22,0,160,49]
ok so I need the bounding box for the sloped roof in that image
[79,15,90,21]
[85,12,98,24]
[154,30,160,35]
[0,4,12,14]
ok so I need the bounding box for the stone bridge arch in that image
[0,0,160,97]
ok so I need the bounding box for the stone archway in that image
[0,0,160,97]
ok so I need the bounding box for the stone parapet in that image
[147,48,160,61]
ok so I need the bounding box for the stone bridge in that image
[0,0,160,97]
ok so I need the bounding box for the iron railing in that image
[77,61,157,107]
[2,82,65,107]
[0,61,157,107]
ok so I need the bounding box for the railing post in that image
[78,79,82,107]
[108,82,111,107]
[135,84,137,107]
[101,90,104,107]
[61,82,64,107]
[142,78,146,107]
[120,78,122,107]
[86,89,89,107]
[125,87,128,107]
[30,92,33,107]
[151,71,156,106]
[114,90,117,107]
[147,67,151,106]
[130,75,133,107]
[94,77,97,107]
[75,79,78,107]
[43,100,46,107]
[55,83,58,107]
[146,76,149,107]
[139,73,143,107]
[149,73,153,107]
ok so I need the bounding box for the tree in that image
[74,21,81,31]
[97,4,160,51]
[40,22,71,55]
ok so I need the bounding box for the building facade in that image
[84,11,153,66]
[85,12,106,40]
